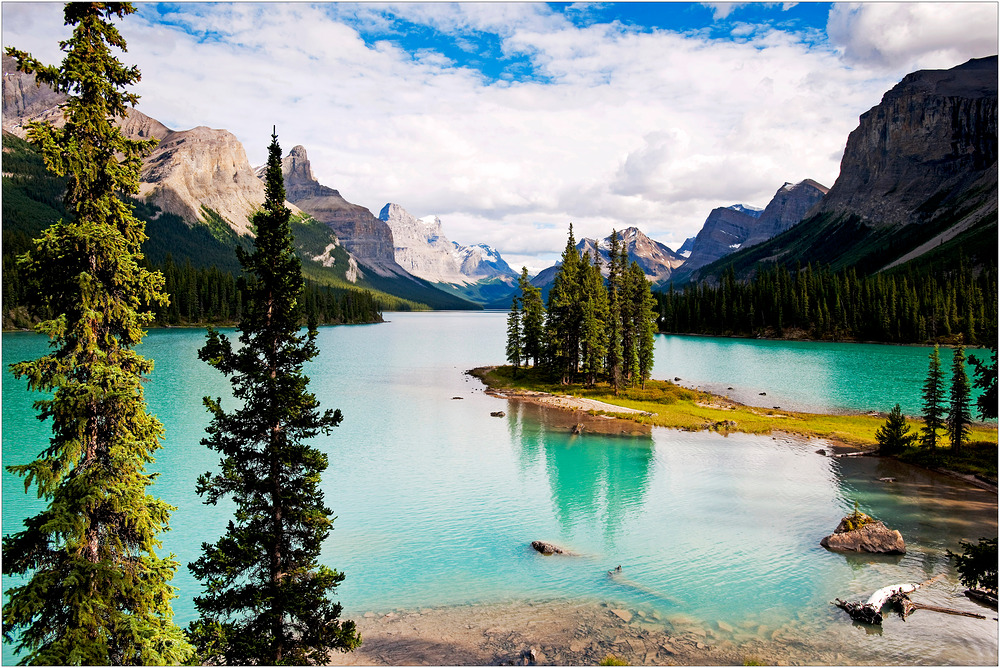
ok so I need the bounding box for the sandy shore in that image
[326,598,819,666]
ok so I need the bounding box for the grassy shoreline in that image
[470,365,998,481]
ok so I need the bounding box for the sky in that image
[3,2,998,273]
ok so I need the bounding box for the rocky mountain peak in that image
[741,179,829,248]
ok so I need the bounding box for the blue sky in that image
[3,2,997,271]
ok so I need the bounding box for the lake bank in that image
[468,366,998,451]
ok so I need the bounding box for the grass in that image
[472,365,997,479]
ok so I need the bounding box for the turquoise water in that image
[3,314,997,664]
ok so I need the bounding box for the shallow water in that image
[3,313,996,664]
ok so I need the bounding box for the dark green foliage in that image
[968,347,998,420]
[2,133,387,328]
[921,345,946,449]
[947,343,973,451]
[2,4,193,663]
[506,295,522,370]
[656,261,997,346]
[948,537,998,594]
[519,267,546,368]
[514,225,655,389]
[189,132,359,665]
[875,404,918,455]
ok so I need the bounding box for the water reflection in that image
[506,399,654,540]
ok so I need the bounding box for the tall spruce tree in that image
[546,224,583,383]
[947,343,972,451]
[605,230,625,394]
[920,344,946,449]
[2,4,193,664]
[189,131,360,665]
[579,252,609,386]
[519,267,546,368]
[629,262,657,388]
[506,295,523,370]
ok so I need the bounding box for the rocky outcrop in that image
[139,125,278,235]
[671,205,763,280]
[379,204,467,283]
[820,515,906,554]
[815,56,997,230]
[452,242,517,282]
[742,179,829,248]
[531,540,575,556]
[281,146,399,274]
[2,54,66,137]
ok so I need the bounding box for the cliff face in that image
[742,179,829,248]
[281,145,399,274]
[674,205,763,279]
[815,56,997,230]
[2,55,66,137]
[379,203,465,283]
[140,126,273,235]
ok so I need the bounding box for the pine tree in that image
[630,262,658,388]
[546,224,583,383]
[947,343,972,451]
[968,347,998,420]
[920,344,946,449]
[519,267,545,368]
[605,230,625,394]
[875,404,917,455]
[2,4,193,664]
[579,253,609,386]
[189,131,360,665]
[506,295,523,370]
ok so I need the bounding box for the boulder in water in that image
[531,540,574,556]
[821,514,906,554]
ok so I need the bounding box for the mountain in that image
[278,148,477,309]
[741,180,829,248]
[676,236,696,258]
[524,227,685,304]
[693,56,998,282]
[378,203,517,304]
[668,204,763,282]
[2,54,475,311]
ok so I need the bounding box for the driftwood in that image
[965,588,999,608]
[834,575,944,625]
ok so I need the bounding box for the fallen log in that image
[909,602,987,620]
[965,588,999,608]
[834,575,944,624]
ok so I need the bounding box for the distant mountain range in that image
[3,53,996,309]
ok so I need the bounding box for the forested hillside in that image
[3,132,391,328]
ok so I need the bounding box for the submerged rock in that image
[821,515,906,554]
[531,540,574,556]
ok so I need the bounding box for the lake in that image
[2,313,997,664]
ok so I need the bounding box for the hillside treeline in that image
[656,262,998,345]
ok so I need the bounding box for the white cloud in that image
[3,2,995,270]
[828,3,998,70]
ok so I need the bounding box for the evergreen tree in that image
[189,131,360,664]
[920,344,946,449]
[579,253,609,386]
[968,347,998,420]
[947,343,973,451]
[519,267,546,368]
[629,262,658,388]
[875,404,917,455]
[506,295,523,370]
[546,225,583,383]
[2,4,193,664]
[605,230,625,394]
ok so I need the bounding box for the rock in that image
[530,540,573,556]
[759,392,766,396]
[878,477,896,483]
[815,449,827,455]
[610,609,634,623]
[717,620,734,633]
[820,516,906,554]
[674,377,681,381]
[491,411,506,418]
[452,396,464,400]
[572,423,584,434]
